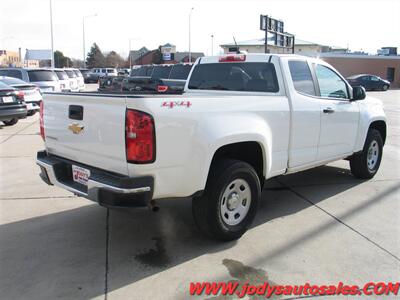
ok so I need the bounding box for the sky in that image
[1,0,399,60]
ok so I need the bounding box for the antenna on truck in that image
[233,36,240,54]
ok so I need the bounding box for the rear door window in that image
[0,69,23,79]
[28,70,58,82]
[188,62,279,92]
[288,60,316,96]
[169,64,192,79]
[152,65,172,79]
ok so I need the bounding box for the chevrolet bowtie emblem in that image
[68,123,84,134]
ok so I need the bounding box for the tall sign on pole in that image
[260,15,295,54]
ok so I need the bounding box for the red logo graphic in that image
[161,101,192,109]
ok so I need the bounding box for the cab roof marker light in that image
[219,54,246,62]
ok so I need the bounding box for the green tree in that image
[86,43,106,68]
[54,50,72,68]
[105,51,126,68]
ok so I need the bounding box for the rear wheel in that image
[2,118,18,126]
[350,129,383,179]
[27,110,36,116]
[192,159,261,241]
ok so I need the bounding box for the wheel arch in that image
[369,120,387,145]
[208,141,267,187]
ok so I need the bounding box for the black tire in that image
[350,129,383,179]
[382,85,389,91]
[2,118,18,126]
[27,110,36,116]
[192,159,261,241]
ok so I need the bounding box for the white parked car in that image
[0,68,61,92]
[52,69,71,92]
[72,69,85,91]
[37,54,386,241]
[63,69,79,92]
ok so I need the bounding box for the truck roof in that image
[197,53,315,64]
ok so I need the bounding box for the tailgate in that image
[43,93,128,175]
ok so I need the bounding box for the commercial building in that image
[220,37,347,56]
[320,53,400,88]
[0,50,22,67]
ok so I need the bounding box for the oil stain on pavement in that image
[134,237,170,268]
[206,259,278,300]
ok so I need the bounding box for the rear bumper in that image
[36,151,154,207]
[0,105,27,121]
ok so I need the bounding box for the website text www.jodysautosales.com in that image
[189,281,400,298]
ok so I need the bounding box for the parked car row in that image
[0,68,85,93]
[98,63,193,94]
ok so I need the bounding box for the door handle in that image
[323,107,335,114]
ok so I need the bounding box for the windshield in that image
[188,62,279,92]
[64,70,76,78]
[152,65,172,79]
[169,64,192,80]
[55,71,69,80]
[73,70,83,77]
[28,70,58,82]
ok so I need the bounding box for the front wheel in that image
[382,85,389,91]
[192,159,261,241]
[2,118,18,126]
[350,129,383,179]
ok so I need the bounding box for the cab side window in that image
[288,60,316,96]
[315,65,348,99]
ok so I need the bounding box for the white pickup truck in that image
[37,54,386,241]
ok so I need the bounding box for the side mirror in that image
[352,86,366,101]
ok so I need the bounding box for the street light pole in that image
[211,34,214,56]
[82,13,97,68]
[49,0,54,68]
[188,7,194,63]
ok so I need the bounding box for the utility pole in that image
[188,7,194,62]
[49,0,54,68]
[83,13,97,68]
[211,34,214,55]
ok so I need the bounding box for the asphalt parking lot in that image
[0,90,399,299]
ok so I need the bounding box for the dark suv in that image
[0,81,27,126]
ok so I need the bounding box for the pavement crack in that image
[0,121,38,144]
[104,208,110,300]
[276,179,400,262]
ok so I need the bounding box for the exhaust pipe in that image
[148,199,159,212]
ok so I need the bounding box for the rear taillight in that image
[157,85,169,93]
[125,109,155,163]
[219,54,246,62]
[15,90,25,101]
[39,101,45,141]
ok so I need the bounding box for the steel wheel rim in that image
[367,140,379,171]
[220,178,251,226]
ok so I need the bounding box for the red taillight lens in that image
[125,109,155,163]
[15,90,25,101]
[39,101,45,141]
[157,85,169,93]
[219,54,246,62]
